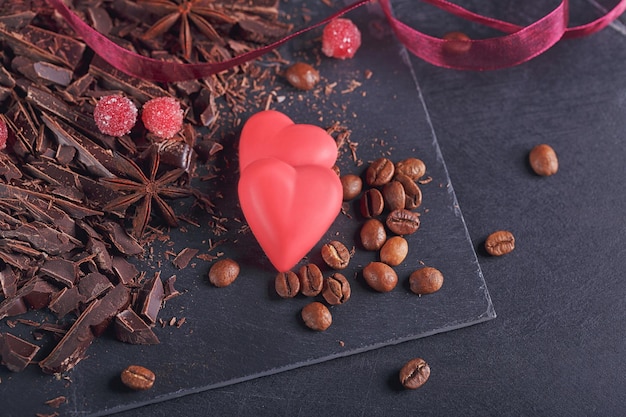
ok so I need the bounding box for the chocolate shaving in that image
[172,247,199,270]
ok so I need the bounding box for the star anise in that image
[139,0,237,59]
[100,146,191,238]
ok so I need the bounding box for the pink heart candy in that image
[239,110,338,172]
[237,111,342,272]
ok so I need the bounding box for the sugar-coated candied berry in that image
[0,118,8,150]
[141,97,184,139]
[322,18,362,59]
[93,95,138,137]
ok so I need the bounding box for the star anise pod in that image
[100,146,191,238]
[139,0,237,59]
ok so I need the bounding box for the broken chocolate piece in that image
[0,332,41,372]
[136,272,164,325]
[111,256,139,285]
[172,247,199,270]
[39,258,79,288]
[114,309,159,345]
[78,272,114,302]
[97,221,143,256]
[48,286,85,318]
[0,265,18,298]
[19,277,59,311]
[39,284,129,374]
[163,275,181,301]
[33,61,74,86]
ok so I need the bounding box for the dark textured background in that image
[114,1,625,416]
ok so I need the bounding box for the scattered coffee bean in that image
[409,266,444,295]
[321,241,351,270]
[382,180,406,211]
[380,236,408,266]
[442,31,472,54]
[386,209,421,235]
[298,264,324,296]
[120,365,155,391]
[322,273,351,305]
[275,271,300,298]
[529,144,558,176]
[208,258,240,287]
[365,157,395,186]
[399,358,430,389]
[284,62,320,91]
[395,173,422,209]
[340,174,363,201]
[362,262,398,292]
[360,188,384,218]
[301,302,332,331]
[360,218,387,251]
[485,230,515,256]
[395,157,426,180]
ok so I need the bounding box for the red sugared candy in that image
[321,18,362,59]
[141,97,184,139]
[93,95,138,137]
[0,118,7,150]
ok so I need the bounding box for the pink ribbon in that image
[46,0,626,81]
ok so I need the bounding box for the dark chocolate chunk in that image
[85,237,113,273]
[0,265,18,299]
[114,308,160,345]
[172,247,199,270]
[136,272,164,325]
[39,258,79,288]
[0,332,41,372]
[48,286,85,318]
[0,296,28,321]
[78,272,114,302]
[39,284,129,374]
[97,221,144,256]
[19,277,58,311]
[33,61,74,86]
[111,256,139,286]
[163,275,181,302]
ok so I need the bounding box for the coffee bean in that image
[208,258,239,287]
[386,209,420,235]
[529,144,558,176]
[275,271,300,298]
[321,240,350,270]
[284,62,320,90]
[395,173,422,209]
[382,180,405,211]
[380,236,408,266]
[395,157,426,180]
[322,273,351,305]
[442,31,471,55]
[360,218,387,251]
[298,263,324,296]
[362,261,398,292]
[409,266,444,295]
[399,358,430,389]
[340,174,362,201]
[485,230,515,256]
[120,365,155,391]
[360,188,384,218]
[301,301,332,331]
[365,157,395,186]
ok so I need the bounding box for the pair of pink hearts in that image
[238,110,342,272]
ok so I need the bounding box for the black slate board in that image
[1,4,494,416]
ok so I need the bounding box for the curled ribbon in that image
[46,0,626,82]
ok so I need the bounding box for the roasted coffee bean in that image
[360,188,384,218]
[365,157,395,186]
[298,263,324,296]
[321,240,350,270]
[395,173,422,209]
[275,271,300,298]
[442,31,472,55]
[382,180,405,211]
[322,273,351,305]
[362,262,398,292]
[386,209,420,235]
[399,358,430,389]
[284,62,320,90]
[360,218,387,251]
[340,174,362,201]
[395,157,426,180]
[529,144,558,176]
[409,266,444,295]
[208,258,239,287]
[485,230,515,256]
[380,236,408,266]
[120,365,155,391]
[301,301,332,331]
